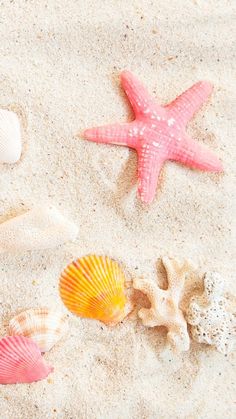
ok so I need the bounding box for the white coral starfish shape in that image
[133,257,190,352]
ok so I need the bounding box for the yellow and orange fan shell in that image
[59,255,129,325]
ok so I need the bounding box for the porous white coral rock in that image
[0,205,78,253]
[186,272,236,354]
[133,257,190,352]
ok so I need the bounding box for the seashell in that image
[0,109,22,163]
[9,308,68,353]
[59,254,129,325]
[0,336,53,384]
[0,205,79,253]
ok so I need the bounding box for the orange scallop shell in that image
[59,255,128,325]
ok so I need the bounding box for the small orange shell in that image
[59,255,128,325]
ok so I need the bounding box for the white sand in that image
[0,1,235,418]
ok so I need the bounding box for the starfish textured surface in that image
[133,257,190,352]
[186,272,236,354]
[84,71,223,203]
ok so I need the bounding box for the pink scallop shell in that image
[0,336,53,384]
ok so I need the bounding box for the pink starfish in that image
[84,71,223,204]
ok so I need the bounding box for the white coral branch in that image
[133,257,190,352]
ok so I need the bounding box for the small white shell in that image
[9,308,68,352]
[0,205,79,253]
[0,109,22,163]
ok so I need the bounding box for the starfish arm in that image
[170,134,223,172]
[167,81,213,126]
[121,71,165,118]
[137,134,166,204]
[84,122,139,148]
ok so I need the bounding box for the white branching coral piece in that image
[186,272,236,354]
[133,257,190,352]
